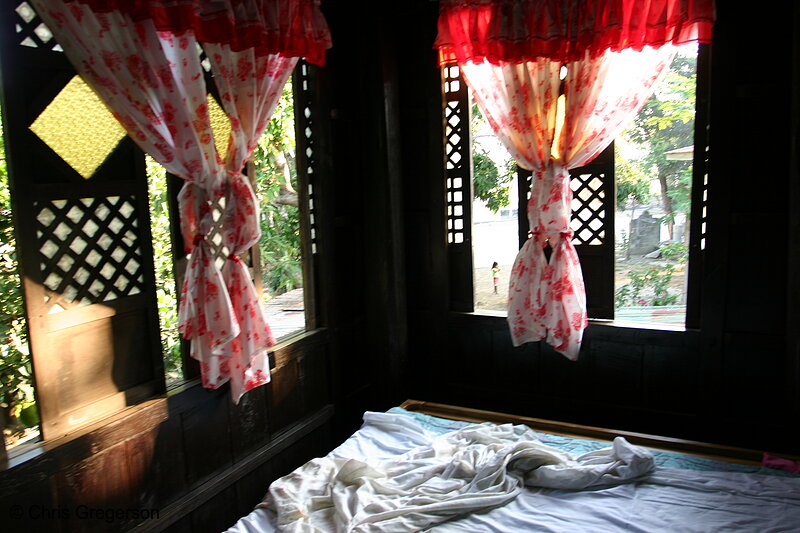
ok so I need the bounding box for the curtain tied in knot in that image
[529,229,573,242]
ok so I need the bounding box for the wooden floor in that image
[263,288,306,341]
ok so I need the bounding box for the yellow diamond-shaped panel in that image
[207,95,231,161]
[30,76,126,179]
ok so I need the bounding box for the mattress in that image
[227,407,800,532]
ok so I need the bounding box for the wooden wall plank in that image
[227,385,269,462]
[721,334,784,418]
[233,460,274,520]
[189,485,238,533]
[1,476,59,532]
[267,358,303,434]
[125,418,186,510]
[301,346,331,416]
[643,344,700,414]
[493,328,540,403]
[180,394,233,488]
[163,515,193,533]
[446,315,493,389]
[54,445,134,533]
[588,340,644,406]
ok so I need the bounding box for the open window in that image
[149,61,320,388]
[441,43,709,329]
[0,1,324,451]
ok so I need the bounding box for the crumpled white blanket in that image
[262,412,654,533]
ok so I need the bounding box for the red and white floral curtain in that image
[437,0,714,359]
[32,0,330,402]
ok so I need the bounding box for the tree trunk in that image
[273,149,298,207]
[681,213,690,304]
[658,173,673,241]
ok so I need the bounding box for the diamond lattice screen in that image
[14,1,62,51]
[570,172,606,245]
[207,195,230,271]
[29,76,126,179]
[700,146,708,250]
[297,62,318,254]
[36,196,145,309]
[443,65,469,245]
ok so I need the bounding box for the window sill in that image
[3,327,329,473]
[587,318,688,333]
[2,396,170,472]
[458,310,699,334]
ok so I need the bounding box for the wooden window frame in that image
[168,60,322,385]
[441,43,711,329]
[0,1,324,459]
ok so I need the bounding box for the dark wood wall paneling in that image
[400,2,800,455]
[394,1,452,403]
[790,3,800,419]
[0,333,333,533]
[311,0,414,441]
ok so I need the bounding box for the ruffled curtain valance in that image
[54,0,331,64]
[436,0,715,65]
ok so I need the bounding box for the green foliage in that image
[252,80,303,297]
[258,203,302,294]
[145,156,183,385]
[473,149,515,213]
[615,265,679,308]
[615,145,650,209]
[471,102,515,213]
[0,114,39,433]
[623,49,697,217]
[667,166,693,216]
[658,241,688,263]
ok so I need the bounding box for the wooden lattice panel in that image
[442,65,470,245]
[2,0,166,436]
[197,43,212,72]
[204,195,231,270]
[297,62,318,254]
[14,1,61,51]
[570,172,606,245]
[35,196,145,309]
[699,144,708,250]
[200,196,257,270]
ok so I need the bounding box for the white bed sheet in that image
[227,410,800,533]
